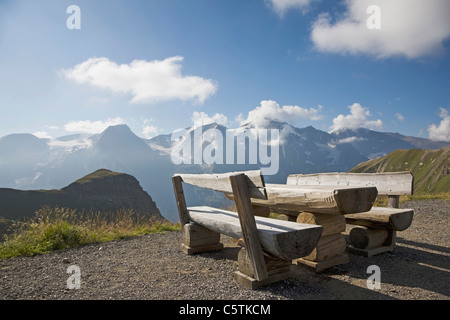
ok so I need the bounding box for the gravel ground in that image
[0,199,449,301]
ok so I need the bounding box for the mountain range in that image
[1,121,448,221]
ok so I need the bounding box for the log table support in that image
[347,226,396,257]
[294,212,349,272]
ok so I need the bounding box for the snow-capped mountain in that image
[0,122,448,221]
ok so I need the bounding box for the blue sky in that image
[0,0,449,141]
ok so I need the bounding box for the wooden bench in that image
[172,170,325,289]
[287,171,415,258]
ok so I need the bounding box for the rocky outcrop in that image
[0,169,164,221]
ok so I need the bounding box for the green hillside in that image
[350,146,450,194]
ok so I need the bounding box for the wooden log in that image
[287,171,414,196]
[229,184,378,215]
[230,173,268,281]
[187,206,323,261]
[175,170,267,200]
[349,226,389,250]
[183,222,221,248]
[347,245,393,258]
[388,195,400,208]
[297,253,350,273]
[237,247,292,278]
[234,267,303,290]
[233,204,270,217]
[172,175,190,227]
[303,234,347,262]
[345,207,414,231]
[296,212,346,236]
[252,205,270,217]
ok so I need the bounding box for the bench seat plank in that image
[188,206,323,261]
[176,171,267,200]
[345,207,414,231]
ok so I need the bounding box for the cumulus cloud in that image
[64,117,126,134]
[330,103,383,132]
[63,56,218,104]
[428,108,450,142]
[311,0,450,59]
[142,125,159,139]
[266,0,316,16]
[240,100,323,127]
[33,131,52,139]
[191,111,228,128]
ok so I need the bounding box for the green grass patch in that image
[0,206,180,259]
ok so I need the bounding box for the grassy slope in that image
[350,146,450,194]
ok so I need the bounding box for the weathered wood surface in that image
[349,226,389,250]
[187,206,323,261]
[388,195,400,208]
[238,184,378,215]
[172,175,190,227]
[182,222,221,248]
[174,170,267,200]
[287,171,414,196]
[345,207,414,231]
[297,253,350,273]
[303,233,347,262]
[237,247,292,278]
[230,173,268,281]
[296,212,346,237]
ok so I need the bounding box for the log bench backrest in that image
[287,171,413,195]
[174,170,267,200]
[287,171,413,208]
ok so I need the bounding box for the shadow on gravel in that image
[178,234,449,300]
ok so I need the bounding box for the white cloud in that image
[33,131,52,139]
[311,0,450,59]
[142,125,159,139]
[428,108,450,142]
[240,100,323,127]
[64,117,126,134]
[191,111,228,128]
[336,136,367,144]
[63,56,218,104]
[330,103,383,132]
[395,113,404,122]
[266,0,316,16]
